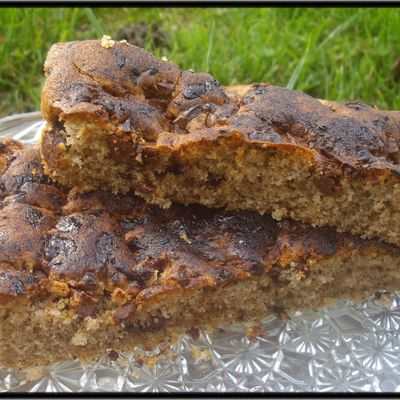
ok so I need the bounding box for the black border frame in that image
[1,1,400,396]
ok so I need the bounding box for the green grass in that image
[0,7,400,117]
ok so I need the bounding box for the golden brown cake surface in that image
[40,40,400,246]
[41,40,400,172]
[2,139,400,369]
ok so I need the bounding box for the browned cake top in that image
[42,39,400,174]
[0,139,398,315]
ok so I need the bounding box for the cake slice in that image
[2,139,400,369]
[40,39,400,245]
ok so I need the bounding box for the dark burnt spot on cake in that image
[95,233,115,264]
[182,80,222,100]
[10,276,26,295]
[44,236,78,263]
[25,206,44,227]
[149,65,159,76]
[13,172,52,189]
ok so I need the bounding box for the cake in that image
[2,139,400,369]
[40,39,400,245]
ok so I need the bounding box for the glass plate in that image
[1,112,400,393]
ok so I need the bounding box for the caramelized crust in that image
[0,139,398,305]
[41,40,400,245]
[41,40,400,172]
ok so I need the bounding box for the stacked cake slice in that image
[40,40,400,244]
[1,39,400,369]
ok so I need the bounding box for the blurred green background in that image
[0,7,399,117]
